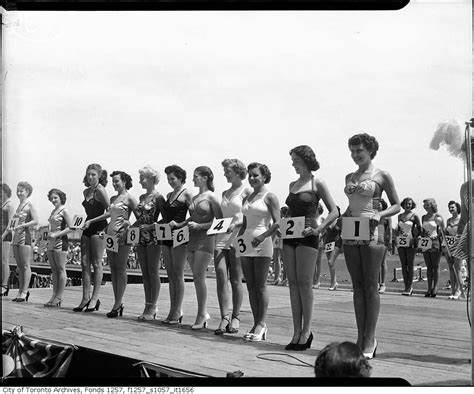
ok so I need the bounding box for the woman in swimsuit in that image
[239,162,280,342]
[75,164,109,312]
[420,198,444,298]
[283,146,338,351]
[377,198,393,294]
[312,204,325,289]
[322,207,342,291]
[84,171,138,318]
[214,159,251,335]
[134,165,165,320]
[186,166,222,329]
[11,181,39,302]
[161,165,193,325]
[395,197,421,296]
[444,200,465,299]
[2,184,14,296]
[44,188,72,307]
[342,133,400,359]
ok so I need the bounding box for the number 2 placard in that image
[104,234,119,253]
[207,217,233,235]
[127,227,139,245]
[280,217,305,239]
[70,215,86,229]
[341,217,370,241]
[173,227,189,248]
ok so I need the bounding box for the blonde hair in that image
[139,165,160,185]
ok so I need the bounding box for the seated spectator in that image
[314,341,372,378]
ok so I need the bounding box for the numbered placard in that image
[207,217,233,235]
[324,242,335,253]
[341,217,370,241]
[418,237,433,252]
[396,236,412,248]
[280,217,305,239]
[70,214,86,229]
[127,227,139,245]
[444,235,458,248]
[8,218,19,231]
[234,233,255,257]
[173,226,189,248]
[273,236,282,249]
[104,234,119,253]
[155,223,173,241]
[41,229,49,242]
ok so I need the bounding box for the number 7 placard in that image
[280,217,305,239]
[207,217,233,235]
[155,223,173,240]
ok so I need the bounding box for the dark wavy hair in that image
[17,181,33,197]
[448,200,461,214]
[2,183,12,198]
[401,197,416,210]
[289,145,320,171]
[348,133,379,159]
[48,188,67,205]
[247,162,271,184]
[194,166,215,192]
[379,197,388,210]
[83,163,108,187]
[165,165,186,183]
[222,158,247,180]
[314,342,372,378]
[110,171,133,190]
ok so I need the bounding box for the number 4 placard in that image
[70,215,86,229]
[207,218,233,235]
[104,234,119,253]
[127,227,139,245]
[173,227,189,248]
[280,217,305,239]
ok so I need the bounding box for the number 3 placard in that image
[207,217,233,235]
[173,227,189,248]
[127,227,139,245]
[280,217,305,239]
[104,234,119,253]
[234,233,254,257]
[341,217,370,241]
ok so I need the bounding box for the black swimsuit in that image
[82,190,107,237]
[161,189,188,247]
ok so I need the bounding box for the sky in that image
[1,1,472,227]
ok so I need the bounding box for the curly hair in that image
[423,198,438,213]
[401,197,416,210]
[110,171,133,190]
[222,158,247,180]
[379,197,388,211]
[139,165,160,185]
[289,145,320,171]
[314,342,372,378]
[17,181,33,197]
[194,166,215,192]
[165,165,186,183]
[448,200,461,214]
[83,163,108,187]
[48,188,67,205]
[2,183,12,198]
[247,162,271,184]
[348,133,379,159]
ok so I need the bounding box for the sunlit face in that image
[167,173,182,190]
[139,174,152,189]
[404,200,413,211]
[49,193,62,207]
[448,204,458,216]
[350,144,372,166]
[291,153,308,174]
[17,186,28,201]
[87,169,99,187]
[193,172,206,188]
[423,201,433,212]
[223,167,238,183]
[248,167,265,189]
[112,175,125,191]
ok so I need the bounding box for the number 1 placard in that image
[70,215,86,229]
[127,227,139,245]
[207,217,233,235]
[280,217,305,239]
[173,227,189,248]
[105,234,119,253]
[341,217,370,241]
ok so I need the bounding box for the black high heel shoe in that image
[293,332,313,351]
[106,304,124,318]
[1,285,9,297]
[214,315,230,335]
[15,291,30,303]
[73,299,91,312]
[168,314,184,325]
[85,299,100,312]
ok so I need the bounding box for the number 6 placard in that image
[207,217,233,235]
[173,227,189,248]
[104,234,119,253]
[127,227,139,245]
[70,215,86,229]
[341,217,370,241]
[280,217,305,239]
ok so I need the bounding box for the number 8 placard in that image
[127,227,139,245]
[341,217,370,241]
[173,227,189,248]
[104,234,119,253]
[280,217,305,239]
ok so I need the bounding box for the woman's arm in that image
[50,209,73,238]
[20,203,38,229]
[457,182,468,235]
[375,171,401,221]
[2,202,14,240]
[304,178,338,237]
[95,185,110,209]
[188,194,223,231]
[252,192,280,246]
[169,190,193,230]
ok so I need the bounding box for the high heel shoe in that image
[402,288,413,296]
[285,341,298,350]
[138,303,157,321]
[168,314,184,325]
[249,326,267,342]
[328,282,338,291]
[44,298,62,307]
[363,339,378,359]
[293,331,313,351]
[243,330,254,340]
[214,315,230,335]
[73,299,91,312]
[15,291,30,303]
[2,285,9,297]
[191,313,210,330]
[227,315,240,334]
[424,291,432,297]
[85,299,100,312]
[106,304,124,318]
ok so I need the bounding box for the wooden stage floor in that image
[2,279,471,385]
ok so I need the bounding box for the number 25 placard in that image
[341,217,370,241]
[280,217,305,239]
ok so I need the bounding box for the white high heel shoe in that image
[191,313,210,330]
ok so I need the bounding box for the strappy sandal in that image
[227,315,240,334]
[214,315,230,335]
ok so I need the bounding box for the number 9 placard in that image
[70,215,86,229]
[104,234,119,253]
[280,217,305,239]
[127,227,139,245]
[173,226,189,248]
[207,217,233,235]
[341,217,370,241]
